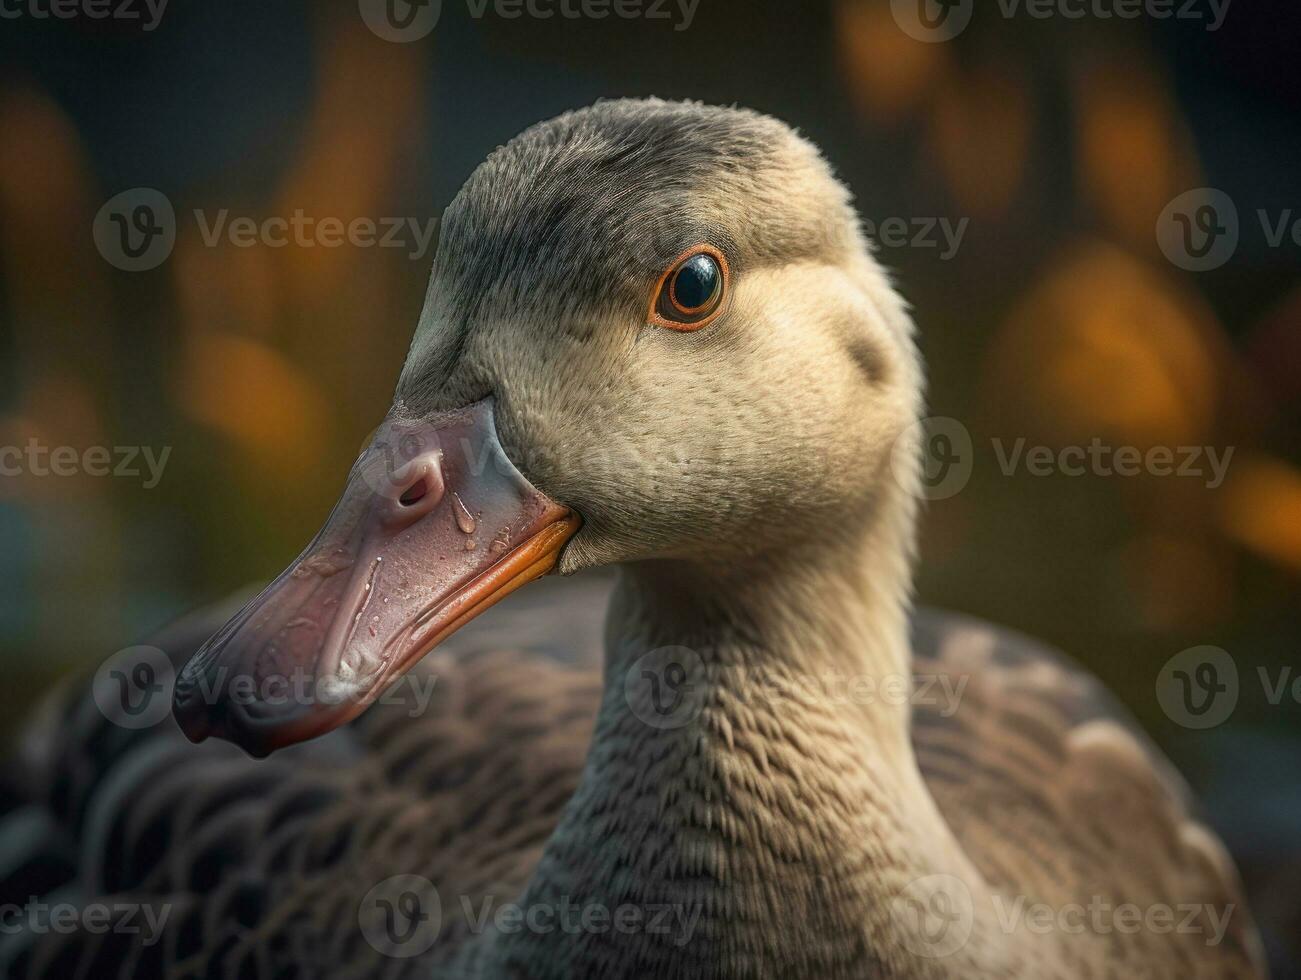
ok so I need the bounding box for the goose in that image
[0,98,1267,979]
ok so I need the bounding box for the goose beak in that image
[172,398,579,757]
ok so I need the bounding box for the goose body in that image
[0,99,1266,979]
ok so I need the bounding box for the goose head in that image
[173,99,924,756]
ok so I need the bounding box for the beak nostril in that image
[400,477,431,507]
[386,454,444,514]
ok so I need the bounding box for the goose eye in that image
[649,246,729,331]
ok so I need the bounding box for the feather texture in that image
[0,575,1263,978]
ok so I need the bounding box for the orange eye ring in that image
[647,244,730,332]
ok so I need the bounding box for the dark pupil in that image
[673,255,720,311]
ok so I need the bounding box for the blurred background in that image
[0,0,1297,973]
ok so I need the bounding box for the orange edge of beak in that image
[233,513,581,756]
